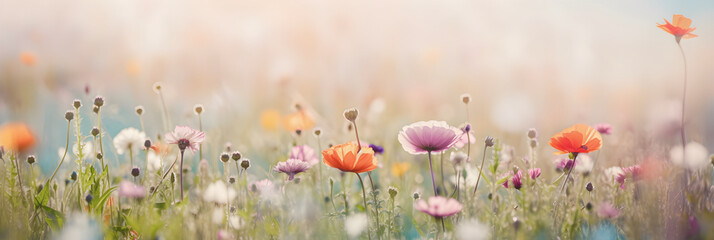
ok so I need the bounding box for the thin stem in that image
[677,42,688,148]
[150,155,179,198]
[352,122,362,153]
[472,145,488,197]
[558,153,579,196]
[159,91,171,132]
[356,173,372,240]
[317,135,324,197]
[49,121,72,184]
[129,147,134,170]
[13,154,27,202]
[427,151,438,197]
[179,150,185,200]
[440,153,445,197]
[198,114,203,160]
[367,172,380,240]
[97,109,108,182]
[139,115,145,133]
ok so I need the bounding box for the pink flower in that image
[616,165,642,189]
[118,180,146,198]
[511,170,523,190]
[290,145,319,166]
[554,158,576,172]
[398,121,461,155]
[528,168,541,180]
[274,158,311,180]
[250,179,275,193]
[454,125,476,149]
[165,126,205,153]
[597,202,620,219]
[414,196,463,218]
[595,123,612,135]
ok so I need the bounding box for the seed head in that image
[313,128,322,136]
[231,151,242,161]
[91,127,100,137]
[70,171,78,181]
[529,139,538,148]
[94,96,104,107]
[220,152,230,163]
[135,106,144,115]
[240,159,251,169]
[73,99,82,109]
[412,192,421,200]
[152,82,163,94]
[144,139,152,149]
[460,94,471,104]
[484,136,495,147]
[194,104,203,115]
[343,108,359,122]
[64,111,74,121]
[26,155,36,164]
[93,106,100,114]
[388,187,399,199]
[170,172,176,183]
[131,167,141,177]
[586,182,594,192]
[85,193,93,203]
[229,177,236,184]
[96,153,103,159]
[527,128,537,139]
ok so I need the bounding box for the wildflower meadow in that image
[1,1,713,239]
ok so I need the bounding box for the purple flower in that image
[274,158,311,180]
[118,180,146,198]
[414,196,463,218]
[595,123,612,135]
[368,144,384,155]
[165,126,205,153]
[554,158,576,172]
[597,202,620,219]
[290,145,319,166]
[511,170,523,190]
[528,168,541,180]
[398,121,461,154]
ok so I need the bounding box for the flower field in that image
[1,1,714,239]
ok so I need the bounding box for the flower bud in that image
[26,155,36,164]
[65,111,74,121]
[229,177,236,184]
[73,99,82,109]
[91,127,100,137]
[94,96,104,107]
[135,106,144,115]
[527,128,537,139]
[460,94,471,104]
[170,172,176,183]
[513,217,521,231]
[586,202,593,211]
[313,128,322,136]
[93,106,100,114]
[388,187,398,199]
[586,182,594,192]
[220,152,230,163]
[70,171,78,181]
[144,139,152,149]
[412,192,421,200]
[194,104,203,115]
[241,159,251,169]
[231,151,241,161]
[85,193,93,203]
[484,136,495,147]
[295,129,302,136]
[131,167,141,177]
[96,153,103,159]
[529,139,538,148]
[37,184,43,193]
[152,82,162,94]
[343,108,358,122]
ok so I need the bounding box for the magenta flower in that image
[554,158,576,172]
[528,168,541,180]
[414,196,463,218]
[398,121,461,155]
[290,145,319,166]
[165,126,205,153]
[118,180,146,198]
[274,158,311,180]
[595,123,612,135]
[597,202,621,219]
[616,165,642,189]
[511,170,523,190]
[454,125,475,149]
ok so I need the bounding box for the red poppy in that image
[549,124,602,155]
[657,14,697,42]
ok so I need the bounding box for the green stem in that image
[427,151,437,197]
[49,121,72,184]
[367,172,380,240]
[472,145,488,197]
[357,173,372,240]
[179,150,185,200]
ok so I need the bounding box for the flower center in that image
[178,139,190,151]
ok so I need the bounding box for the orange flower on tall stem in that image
[0,122,36,153]
[657,14,697,43]
[657,14,697,149]
[549,124,602,155]
[322,141,378,173]
[549,124,602,198]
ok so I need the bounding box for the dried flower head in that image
[152,82,163,94]
[231,151,242,161]
[26,155,36,164]
[94,96,104,107]
[194,104,204,115]
[65,111,74,121]
[484,136,495,147]
[73,99,82,109]
[343,108,359,122]
[220,152,230,163]
[135,106,144,115]
[460,94,471,104]
[241,159,251,169]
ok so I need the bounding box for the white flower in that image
[113,128,146,155]
[670,142,710,170]
[147,151,162,172]
[574,154,593,174]
[456,218,490,240]
[345,213,368,239]
[604,167,624,182]
[203,181,237,204]
[72,141,94,160]
[450,151,469,167]
[212,208,224,224]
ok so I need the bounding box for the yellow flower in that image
[259,109,281,131]
[391,162,410,178]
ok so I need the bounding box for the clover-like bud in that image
[65,111,74,121]
[94,96,104,107]
[484,136,495,147]
[343,108,359,122]
[73,99,82,109]
[220,152,230,163]
[231,151,241,161]
[26,155,36,164]
[91,127,100,137]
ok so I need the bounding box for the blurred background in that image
[1,0,713,174]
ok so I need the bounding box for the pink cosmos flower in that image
[290,145,319,166]
[414,196,463,218]
[118,180,146,198]
[274,158,311,180]
[511,170,523,190]
[454,125,476,149]
[398,121,461,155]
[165,126,205,153]
[528,168,541,180]
[554,158,576,172]
[597,202,621,219]
[595,123,612,135]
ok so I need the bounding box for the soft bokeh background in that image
[1,0,713,174]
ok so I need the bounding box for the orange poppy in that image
[283,110,314,132]
[0,122,36,153]
[19,52,36,66]
[549,124,602,155]
[322,141,378,173]
[657,14,697,42]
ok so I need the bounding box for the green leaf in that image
[92,186,117,215]
[34,180,51,208]
[42,205,64,231]
[496,176,509,185]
